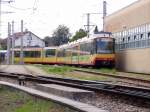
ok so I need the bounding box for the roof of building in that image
[12,32,26,40]
[1,31,44,47]
[12,31,44,42]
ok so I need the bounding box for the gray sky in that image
[1,0,138,38]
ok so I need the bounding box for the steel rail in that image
[73,69,150,84]
[0,72,150,100]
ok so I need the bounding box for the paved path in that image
[24,65,50,76]
[0,65,30,74]
[0,65,50,76]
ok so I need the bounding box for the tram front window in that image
[96,38,114,54]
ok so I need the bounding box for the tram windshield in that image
[96,38,114,54]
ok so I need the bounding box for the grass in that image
[64,71,111,81]
[34,64,116,81]
[35,64,74,75]
[0,86,78,112]
[35,64,116,74]
[34,64,150,81]
[78,67,116,74]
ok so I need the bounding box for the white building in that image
[14,31,45,48]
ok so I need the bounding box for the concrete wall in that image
[116,48,150,74]
[105,0,150,32]
[105,0,150,73]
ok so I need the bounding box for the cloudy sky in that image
[1,0,138,38]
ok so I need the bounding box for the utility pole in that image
[84,1,107,34]
[11,20,14,64]
[84,13,101,37]
[0,0,1,37]
[103,0,107,31]
[6,22,10,64]
[87,13,90,37]
[20,20,24,64]
[0,0,13,38]
[84,13,95,38]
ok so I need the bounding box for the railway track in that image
[73,69,150,85]
[0,71,150,100]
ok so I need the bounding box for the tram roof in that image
[59,32,112,49]
[44,46,58,50]
[13,47,43,51]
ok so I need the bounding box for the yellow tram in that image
[14,32,115,67]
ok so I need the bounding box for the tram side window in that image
[33,51,41,57]
[35,51,41,57]
[24,51,31,57]
[71,46,79,56]
[45,49,56,57]
[72,52,78,56]
[57,50,65,57]
[24,51,41,57]
[14,51,20,57]
[65,50,71,57]
[80,42,94,55]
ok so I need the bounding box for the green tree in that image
[70,29,87,42]
[52,25,71,46]
[43,36,55,47]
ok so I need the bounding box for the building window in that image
[134,35,136,40]
[140,34,143,39]
[128,37,130,41]
[122,38,125,42]
[148,32,150,38]
[27,36,32,40]
[114,23,150,51]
